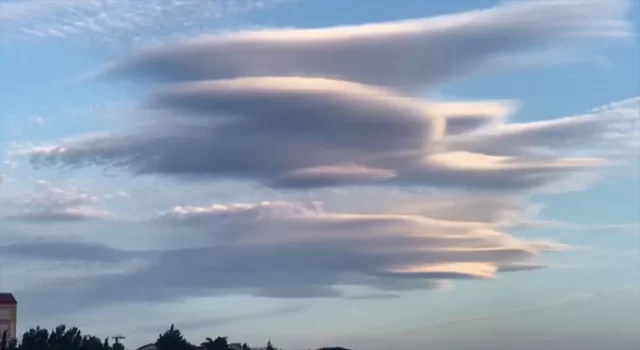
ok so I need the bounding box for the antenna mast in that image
[113,335,126,344]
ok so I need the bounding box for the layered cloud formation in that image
[22,0,636,193]
[4,0,638,319]
[2,198,566,316]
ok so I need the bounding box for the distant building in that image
[135,344,158,350]
[229,343,242,350]
[0,293,17,340]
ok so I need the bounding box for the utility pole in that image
[113,335,126,344]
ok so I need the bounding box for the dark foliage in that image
[0,325,308,350]
[1,331,18,350]
[155,324,194,350]
[266,340,275,350]
[200,336,228,350]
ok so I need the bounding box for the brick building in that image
[0,293,17,340]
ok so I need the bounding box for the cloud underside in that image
[3,200,561,316]
[22,77,637,192]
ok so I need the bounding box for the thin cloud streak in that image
[0,180,125,222]
[423,293,593,330]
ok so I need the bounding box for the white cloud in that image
[0,180,125,222]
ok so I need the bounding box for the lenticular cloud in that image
[13,0,638,307]
[24,0,633,192]
[104,0,631,90]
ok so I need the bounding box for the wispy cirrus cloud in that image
[0,0,80,21]
[0,0,296,46]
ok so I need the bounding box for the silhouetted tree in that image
[0,331,17,350]
[17,325,117,350]
[201,337,228,350]
[1,330,7,350]
[8,338,17,350]
[102,337,111,350]
[81,335,106,350]
[156,325,192,350]
[20,326,50,350]
[265,340,275,350]
[5,322,310,350]
[43,325,85,350]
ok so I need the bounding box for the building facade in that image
[0,293,17,340]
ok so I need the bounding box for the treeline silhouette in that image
[0,325,347,350]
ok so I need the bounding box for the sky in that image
[0,0,639,349]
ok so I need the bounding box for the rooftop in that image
[0,293,17,304]
[135,344,157,350]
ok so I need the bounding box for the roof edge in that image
[0,293,17,304]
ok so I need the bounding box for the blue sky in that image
[0,1,638,349]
